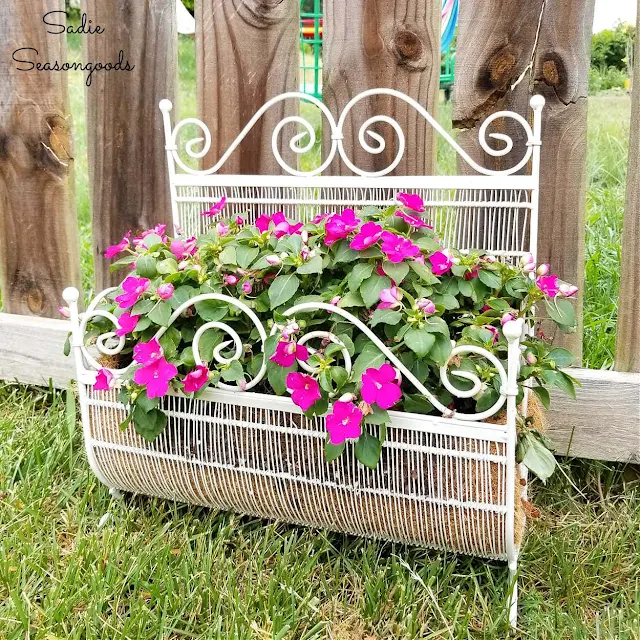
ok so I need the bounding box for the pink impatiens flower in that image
[520,253,536,273]
[286,372,322,411]
[429,249,454,276]
[326,401,363,445]
[255,214,273,234]
[501,311,516,325]
[223,274,239,286]
[133,224,168,248]
[380,231,420,263]
[183,365,210,394]
[94,368,115,391]
[397,192,425,212]
[324,209,361,246]
[349,222,383,250]
[170,236,197,260]
[255,212,302,238]
[201,196,226,217]
[416,298,436,315]
[133,357,178,399]
[116,312,139,337]
[104,231,131,259]
[378,287,402,310]
[115,276,150,309]
[559,283,579,297]
[536,274,560,297]
[361,363,402,410]
[395,210,431,229]
[133,338,163,366]
[270,341,310,367]
[157,283,174,301]
[216,221,230,236]
[485,325,499,344]
[58,306,71,319]
[241,280,253,295]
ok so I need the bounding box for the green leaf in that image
[522,433,557,483]
[347,263,374,292]
[195,300,228,322]
[337,290,365,308]
[330,366,349,388]
[403,394,434,415]
[547,347,575,367]
[198,329,222,363]
[269,274,300,310]
[170,285,198,310]
[365,406,390,425]
[136,390,159,413]
[370,308,402,327]
[156,258,178,275]
[135,255,157,278]
[236,245,259,269]
[132,405,167,441]
[219,246,237,265]
[545,298,577,331]
[131,298,156,315]
[531,386,550,410]
[422,316,450,336]
[63,332,72,357]
[404,328,435,358]
[179,346,196,368]
[408,261,439,284]
[541,370,576,399]
[430,293,459,310]
[148,301,171,327]
[352,343,385,380]
[325,439,345,462]
[415,236,440,253]
[333,240,359,264]
[429,332,453,366]
[221,360,245,382]
[476,389,499,412]
[303,395,329,419]
[478,269,502,289]
[360,274,391,308]
[297,255,323,274]
[457,280,475,298]
[354,431,382,469]
[486,298,512,311]
[382,261,410,283]
[141,233,163,249]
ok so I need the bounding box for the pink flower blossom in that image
[201,196,226,217]
[266,255,281,266]
[485,325,499,344]
[312,212,330,224]
[380,231,420,263]
[286,372,322,411]
[378,287,402,310]
[413,253,426,265]
[58,306,70,319]
[501,311,516,325]
[429,249,454,276]
[94,368,115,391]
[281,322,300,340]
[375,262,386,276]
[330,296,341,306]
[157,283,174,300]
[133,338,163,367]
[559,283,579,297]
[116,312,139,337]
[520,253,536,273]
[272,212,303,238]
[349,222,383,250]
[133,357,178,399]
[326,401,363,445]
[183,365,210,394]
[235,216,245,226]
[241,280,253,294]
[270,341,310,367]
[104,231,131,258]
[223,274,239,286]
[255,214,272,233]
[361,363,402,410]
[170,236,197,260]
[115,276,150,309]
[397,192,424,212]
[133,225,168,248]
[395,210,431,228]
[464,265,480,280]
[536,263,550,277]
[536,274,560,297]
[216,221,230,236]
[416,298,436,314]
[324,209,361,246]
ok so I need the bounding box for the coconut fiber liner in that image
[87,387,543,558]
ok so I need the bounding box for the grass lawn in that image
[0,34,637,640]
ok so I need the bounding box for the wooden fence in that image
[0,0,638,462]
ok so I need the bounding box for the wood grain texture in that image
[532,0,595,360]
[82,0,177,289]
[452,0,545,173]
[0,1,81,317]
[322,0,440,176]
[196,0,299,174]
[615,7,640,372]
[547,369,640,462]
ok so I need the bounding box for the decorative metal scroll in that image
[160,89,544,179]
[76,291,521,421]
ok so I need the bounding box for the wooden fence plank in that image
[196,0,299,175]
[0,1,81,317]
[532,0,595,360]
[83,0,177,289]
[322,0,440,176]
[615,7,640,373]
[2,314,637,462]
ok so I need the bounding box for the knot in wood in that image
[485,45,518,89]
[391,29,427,71]
[240,0,290,28]
[542,57,562,86]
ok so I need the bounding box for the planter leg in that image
[109,487,124,500]
[508,561,518,629]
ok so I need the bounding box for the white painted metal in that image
[66,90,546,627]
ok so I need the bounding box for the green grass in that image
[0,383,638,638]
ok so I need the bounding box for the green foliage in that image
[591,24,635,72]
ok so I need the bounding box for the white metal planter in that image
[64,89,544,627]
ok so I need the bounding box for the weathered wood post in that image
[83,0,177,288]
[322,0,441,175]
[0,1,81,317]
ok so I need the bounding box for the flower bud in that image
[157,283,175,301]
[330,296,341,306]
[223,274,239,286]
[265,255,281,266]
[216,221,230,237]
[279,252,289,260]
[536,263,550,276]
[559,283,579,297]
[235,216,245,226]
[338,392,356,403]
[301,230,309,243]
[501,311,516,326]
[472,382,488,402]
[525,351,537,365]
[415,298,436,315]
[58,306,71,319]
[242,280,253,294]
